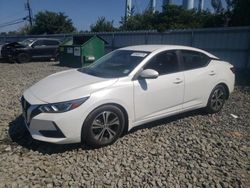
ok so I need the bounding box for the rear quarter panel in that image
[209,60,235,93]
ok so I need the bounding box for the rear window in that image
[43,40,59,46]
[181,50,210,70]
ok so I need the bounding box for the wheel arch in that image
[216,82,230,99]
[109,103,129,135]
[16,49,31,56]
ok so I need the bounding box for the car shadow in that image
[0,58,14,63]
[8,115,89,155]
[0,58,58,64]
[7,109,206,154]
[128,109,207,134]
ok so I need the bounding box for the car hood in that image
[3,42,26,49]
[24,69,118,103]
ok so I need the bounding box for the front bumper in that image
[21,96,87,144]
[1,48,16,60]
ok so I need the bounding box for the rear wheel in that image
[82,105,125,147]
[17,53,30,63]
[54,54,59,61]
[205,85,226,114]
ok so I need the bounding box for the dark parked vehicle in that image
[1,38,60,63]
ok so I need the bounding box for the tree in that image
[120,11,156,31]
[225,0,234,10]
[18,24,31,35]
[119,4,235,32]
[211,0,223,13]
[29,11,76,34]
[90,17,116,32]
[198,11,227,27]
[229,0,250,26]
[155,5,203,31]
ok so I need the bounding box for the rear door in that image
[133,50,184,122]
[180,50,215,110]
[30,39,45,57]
[42,40,60,57]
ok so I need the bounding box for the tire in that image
[205,85,226,114]
[54,54,59,61]
[17,53,30,63]
[82,105,125,148]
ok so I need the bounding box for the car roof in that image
[27,38,60,41]
[120,45,218,59]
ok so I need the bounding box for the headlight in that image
[39,97,89,113]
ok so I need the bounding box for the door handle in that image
[173,78,183,84]
[209,71,216,76]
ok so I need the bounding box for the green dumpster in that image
[59,35,107,67]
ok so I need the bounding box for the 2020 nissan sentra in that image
[21,45,235,147]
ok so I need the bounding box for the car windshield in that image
[78,50,149,78]
[19,39,34,46]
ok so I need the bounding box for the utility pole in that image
[25,0,33,26]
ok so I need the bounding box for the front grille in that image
[1,46,14,57]
[20,97,66,138]
[21,96,41,126]
[21,96,31,122]
[30,108,41,120]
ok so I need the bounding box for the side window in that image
[32,40,43,47]
[144,51,179,75]
[181,50,210,70]
[43,40,59,46]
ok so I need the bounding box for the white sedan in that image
[21,45,235,147]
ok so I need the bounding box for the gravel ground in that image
[0,61,249,188]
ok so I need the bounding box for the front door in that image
[133,50,184,122]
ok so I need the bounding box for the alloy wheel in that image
[91,111,120,142]
[210,88,225,111]
[17,53,30,63]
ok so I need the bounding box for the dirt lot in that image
[0,61,249,187]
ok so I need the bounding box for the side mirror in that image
[139,69,159,79]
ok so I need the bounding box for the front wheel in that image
[82,105,125,148]
[17,53,30,63]
[205,85,226,114]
